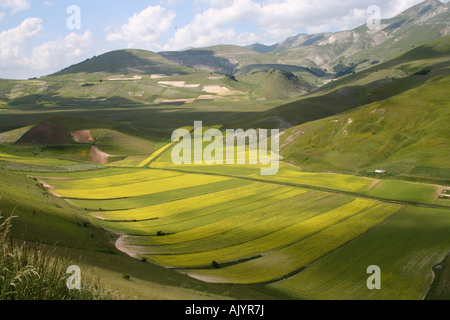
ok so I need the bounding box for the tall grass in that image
[0,212,116,300]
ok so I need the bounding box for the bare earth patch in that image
[107,75,142,81]
[90,146,112,164]
[158,81,200,88]
[115,234,143,259]
[71,130,94,143]
[202,85,246,96]
[33,178,63,198]
[154,98,196,105]
[196,95,217,100]
[150,74,168,79]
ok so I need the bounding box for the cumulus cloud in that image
[31,30,94,71]
[0,17,44,68]
[163,0,434,50]
[164,0,260,49]
[0,17,94,78]
[106,5,176,51]
[0,0,31,14]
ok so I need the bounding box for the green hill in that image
[251,35,450,129]
[54,49,194,76]
[160,45,276,75]
[279,36,450,180]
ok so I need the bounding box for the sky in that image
[0,0,447,79]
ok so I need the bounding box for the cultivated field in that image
[24,139,448,299]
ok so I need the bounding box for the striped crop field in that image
[36,163,446,299]
[254,164,376,193]
[181,202,402,284]
[99,185,302,236]
[68,179,251,211]
[93,183,285,221]
[0,152,78,166]
[52,171,231,199]
[267,206,450,300]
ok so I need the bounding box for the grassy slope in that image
[278,36,450,177]
[269,206,450,300]
[271,0,449,73]
[0,163,283,300]
[0,168,114,252]
[55,49,194,76]
[280,72,450,176]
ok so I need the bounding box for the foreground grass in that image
[0,214,116,300]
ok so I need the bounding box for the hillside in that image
[251,34,449,128]
[155,1,449,79]
[54,49,194,76]
[255,0,450,75]
[279,35,450,180]
[159,45,278,75]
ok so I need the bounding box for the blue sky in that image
[0,0,447,79]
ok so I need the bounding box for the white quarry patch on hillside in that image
[150,74,169,79]
[107,75,142,81]
[202,85,230,94]
[158,81,200,88]
[154,98,196,104]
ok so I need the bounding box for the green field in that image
[268,206,450,300]
[23,150,447,299]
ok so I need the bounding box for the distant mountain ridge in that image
[50,0,449,85]
[159,0,449,76]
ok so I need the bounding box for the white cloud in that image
[383,0,424,18]
[0,0,31,14]
[164,0,373,50]
[158,0,187,5]
[0,18,94,79]
[0,11,5,20]
[43,1,53,6]
[164,0,443,49]
[106,5,176,51]
[163,0,260,50]
[0,17,44,68]
[31,30,94,71]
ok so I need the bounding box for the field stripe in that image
[100,186,296,237]
[70,179,251,210]
[94,182,280,221]
[137,140,179,167]
[146,199,378,268]
[55,173,231,199]
[182,203,401,283]
[131,193,348,255]
[45,169,182,189]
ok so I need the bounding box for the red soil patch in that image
[71,130,94,143]
[16,122,67,145]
